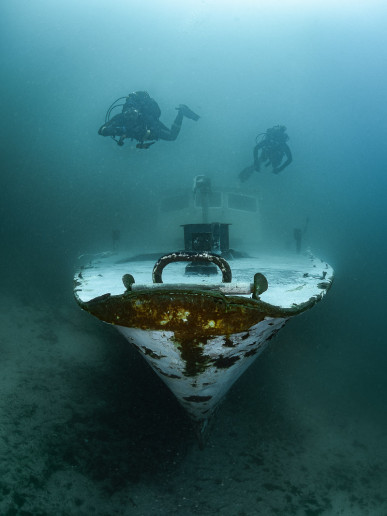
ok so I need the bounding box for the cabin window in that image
[227,193,257,212]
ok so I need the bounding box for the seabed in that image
[0,275,385,514]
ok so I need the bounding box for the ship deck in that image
[74,250,334,309]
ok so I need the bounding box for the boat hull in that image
[74,251,334,424]
[116,316,286,421]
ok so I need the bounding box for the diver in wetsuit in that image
[239,125,293,182]
[98,91,200,149]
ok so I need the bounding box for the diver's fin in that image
[176,104,200,121]
[239,165,255,183]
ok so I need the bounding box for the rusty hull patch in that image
[183,395,213,403]
[76,287,319,335]
[223,337,235,348]
[78,289,271,335]
[141,347,165,360]
[212,355,240,369]
[172,334,211,377]
[75,288,323,378]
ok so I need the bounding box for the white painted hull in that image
[116,317,286,421]
[74,250,334,425]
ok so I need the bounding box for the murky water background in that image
[1,1,386,514]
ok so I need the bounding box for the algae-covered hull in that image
[74,250,334,423]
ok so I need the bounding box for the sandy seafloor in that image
[1,288,386,516]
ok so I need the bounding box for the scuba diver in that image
[98,91,200,149]
[239,125,293,182]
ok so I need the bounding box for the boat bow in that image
[74,251,333,424]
